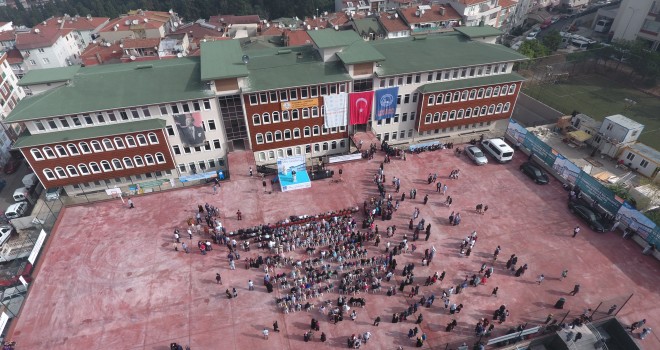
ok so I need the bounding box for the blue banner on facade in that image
[375,87,398,121]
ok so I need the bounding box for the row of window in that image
[255,125,346,144]
[256,139,348,161]
[252,106,324,125]
[172,139,222,155]
[376,122,492,141]
[70,169,173,190]
[378,63,511,89]
[423,103,511,124]
[42,153,168,180]
[178,158,226,174]
[375,112,417,126]
[248,84,348,106]
[32,100,212,132]
[30,133,160,161]
[427,84,516,106]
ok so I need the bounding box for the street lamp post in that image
[622,7,637,40]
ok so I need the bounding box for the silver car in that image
[466,146,488,165]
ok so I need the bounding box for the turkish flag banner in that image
[349,91,374,125]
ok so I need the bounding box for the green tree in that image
[542,30,562,52]
[519,40,550,59]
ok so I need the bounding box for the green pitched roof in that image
[337,39,386,64]
[372,32,527,76]
[242,45,351,92]
[13,119,166,148]
[418,72,525,93]
[200,40,250,80]
[308,29,362,48]
[6,57,212,123]
[18,66,81,86]
[454,26,503,38]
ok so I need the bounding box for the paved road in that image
[0,162,34,214]
[512,93,564,127]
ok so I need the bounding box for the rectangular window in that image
[443,71,450,80]
[96,113,105,123]
[208,120,216,130]
[259,92,268,104]
[193,101,201,111]
[48,119,57,129]
[290,89,298,100]
[213,139,221,149]
[130,109,140,119]
[640,159,649,168]
[320,85,327,95]
[330,84,337,94]
[279,90,288,101]
[397,95,401,104]
[203,100,211,110]
[404,94,410,104]
[107,112,117,122]
[412,93,418,103]
[427,73,434,82]
[269,91,278,103]
[310,86,318,97]
[59,117,70,128]
[410,112,416,121]
[33,121,44,132]
[300,87,308,99]
[249,94,258,105]
[141,107,151,117]
[452,70,458,79]
[406,75,413,84]
[402,113,408,122]
[167,125,175,136]
[171,104,180,114]
[173,145,181,155]
[415,74,421,83]
[183,146,191,154]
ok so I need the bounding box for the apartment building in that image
[5,28,526,194]
[34,15,109,52]
[449,0,503,27]
[15,26,82,70]
[97,10,180,42]
[0,51,25,165]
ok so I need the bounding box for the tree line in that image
[0,0,334,27]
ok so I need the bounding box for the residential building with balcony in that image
[208,14,261,38]
[449,0,503,27]
[398,4,463,34]
[34,15,109,52]
[352,17,387,40]
[377,12,412,38]
[15,26,81,70]
[4,58,227,195]
[611,0,656,47]
[0,51,25,165]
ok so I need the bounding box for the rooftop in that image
[455,0,490,5]
[15,27,72,50]
[454,25,503,38]
[417,72,525,93]
[371,32,527,76]
[209,14,261,25]
[171,21,227,43]
[6,57,212,123]
[18,65,81,86]
[398,4,462,25]
[627,143,660,164]
[307,28,362,49]
[123,37,161,49]
[80,42,124,66]
[5,48,23,64]
[199,39,249,80]
[499,0,518,8]
[35,15,109,32]
[605,114,644,130]
[99,11,172,33]
[377,12,410,33]
[13,119,166,148]
[284,30,313,46]
[0,29,15,41]
[352,18,386,36]
[336,39,386,64]
[242,45,351,92]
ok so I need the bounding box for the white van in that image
[12,187,29,202]
[481,138,515,163]
[5,201,30,220]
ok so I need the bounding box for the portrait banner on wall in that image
[173,112,206,147]
[323,93,348,128]
[349,91,374,125]
[374,87,398,121]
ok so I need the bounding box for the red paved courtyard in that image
[8,148,660,349]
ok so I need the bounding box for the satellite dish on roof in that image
[334,25,339,30]
[34,28,40,33]
[177,53,183,58]
[130,55,136,60]
[395,13,398,18]
[307,24,311,30]
[242,54,250,64]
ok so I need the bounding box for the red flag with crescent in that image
[349,91,374,125]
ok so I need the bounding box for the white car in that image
[0,225,16,246]
[526,30,540,40]
[466,146,488,165]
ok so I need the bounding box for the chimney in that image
[439,7,445,16]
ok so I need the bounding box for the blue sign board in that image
[375,87,399,121]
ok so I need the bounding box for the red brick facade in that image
[19,129,175,188]
[242,85,350,152]
[416,81,521,132]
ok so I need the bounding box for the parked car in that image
[568,201,606,232]
[526,29,540,40]
[520,162,549,184]
[465,146,488,165]
[3,158,21,175]
[4,201,30,220]
[0,225,16,246]
[45,187,62,201]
